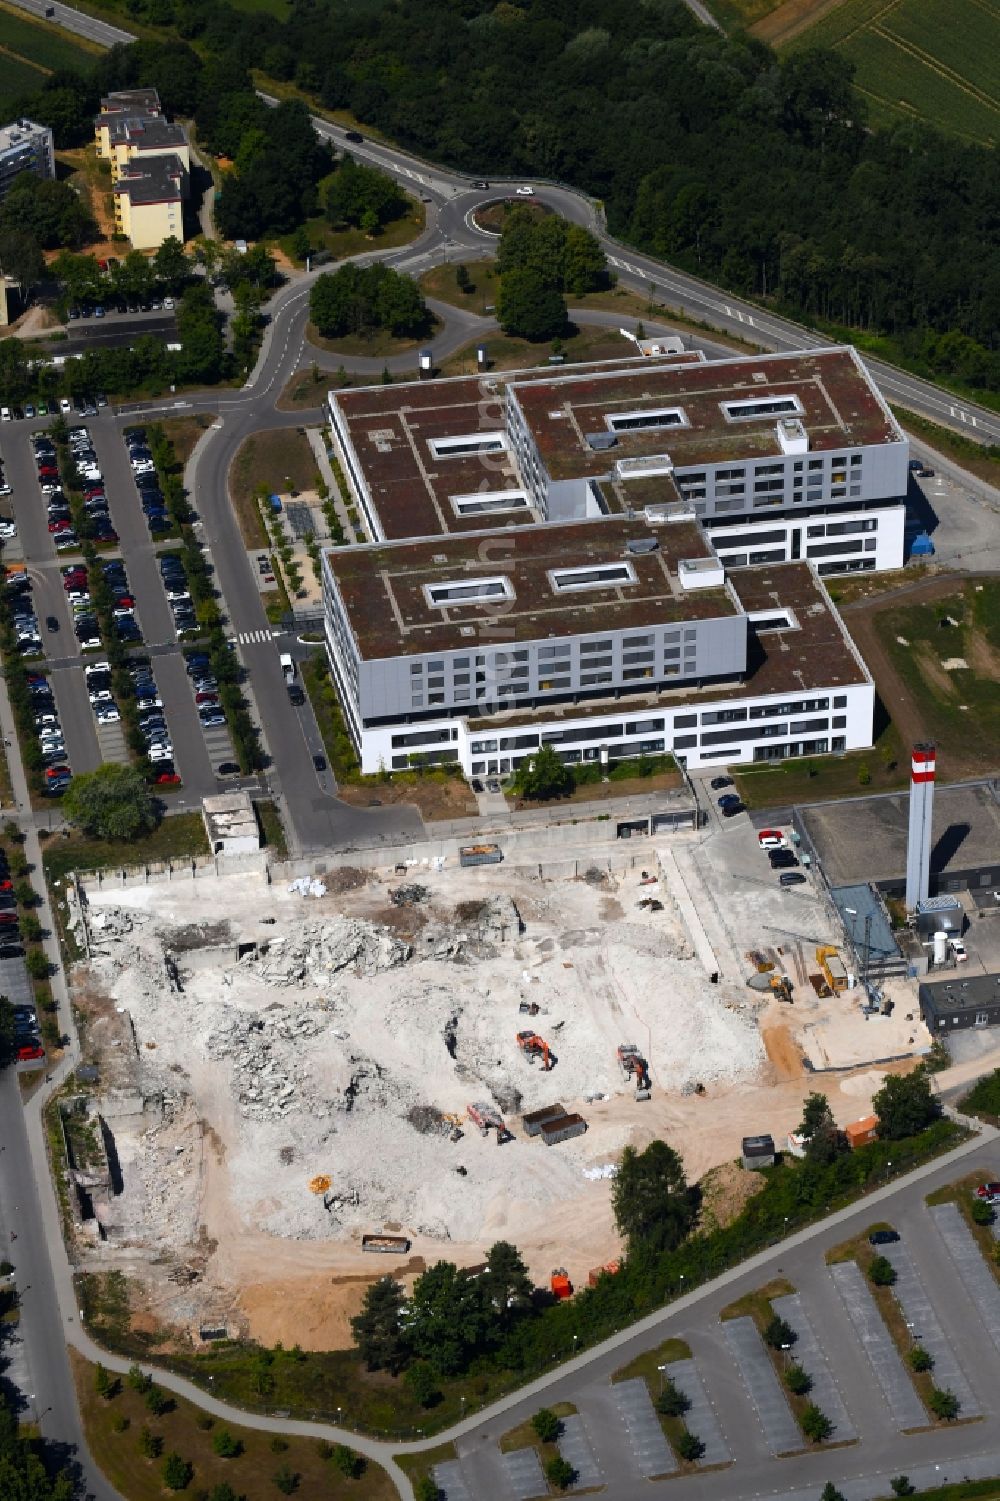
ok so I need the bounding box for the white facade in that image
[705,503,905,576]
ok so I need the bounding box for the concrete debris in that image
[390,883,430,906]
[582,1164,617,1180]
[243,916,412,985]
[287,877,328,898]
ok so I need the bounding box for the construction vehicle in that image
[550,1267,573,1300]
[617,1043,651,1100]
[769,974,793,1004]
[816,945,849,993]
[517,1030,554,1070]
[467,1101,513,1145]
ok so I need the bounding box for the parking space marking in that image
[556,1412,603,1489]
[612,1377,677,1476]
[667,1357,732,1465]
[931,1203,1000,1353]
[882,1239,982,1416]
[500,1445,548,1500]
[723,1317,802,1455]
[772,1292,857,1442]
[432,1459,472,1501]
[829,1261,926,1430]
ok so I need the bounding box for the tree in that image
[970,1197,995,1226]
[62,762,158,841]
[482,1240,533,1329]
[820,1486,845,1501]
[211,1428,243,1458]
[873,1068,941,1140]
[94,1362,112,1398]
[890,1479,915,1497]
[656,1381,691,1418]
[272,1463,298,1494]
[330,1444,363,1479]
[351,1275,409,1373]
[0,338,31,403]
[798,1092,841,1164]
[208,1486,238,1501]
[455,264,472,293]
[127,1364,151,1393]
[613,1140,694,1254]
[138,1426,163,1459]
[495,267,567,341]
[406,1260,490,1376]
[908,1346,933,1372]
[309,264,431,340]
[800,1405,833,1443]
[676,1430,705,1462]
[868,1255,896,1287]
[404,1361,439,1409]
[545,1456,575,1491]
[162,1452,193,1490]
[0,228,45,299]
[532,1409,562,1444]
[928,1387,960,1421]
[414,1478,441,1501]
[145,1383,171,1416]
[512,745,573,801]
[763,1315,796,1349]
[325,157,405,230]
[785,1363,812,1396]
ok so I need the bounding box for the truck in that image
[361,1233,411,1254]
[279,652,296,684]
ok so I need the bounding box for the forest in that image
[8,0,1000,389]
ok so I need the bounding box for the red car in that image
[0,880,12,893]
[195,691,219,705]
[45,765,70,779]
[154,771,181,785]
[17,1043,44,1062]
[975,1182,1000,1201]
[0,914,20,926]
[49,520,72,533]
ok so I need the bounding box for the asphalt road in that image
[6,0,134,44]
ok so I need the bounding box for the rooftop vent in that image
[586,431,618,451]
[625,537,659,555]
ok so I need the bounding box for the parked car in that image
[868,1229,900,1245]
[721,801,746,818]
[779,871,807,887]
[710,776,734,790]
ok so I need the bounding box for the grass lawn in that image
[395,1444,458,1493]
[719,1277,795,1322]
[823,566,930,609]
[278,200,425,267]
[305,319,438,360]
[230,427,318,548]
[513,766,681,811]
[702,0,784,27]
[255,797,288,858]
[336,771,477,821]
[499,1401,576,1453]
[0,53,47,113]
[418,259,500,312]
[70,1348,395,1501]
[155,413,216,468]
[441,323,633,378]
[733,722,908,810]
[611,1338,692,1386]
[961,1072,1000,1128]
[472,198,553,235]
[41,812,209,884]
[892,407,1000,488]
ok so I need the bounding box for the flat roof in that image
[202,791,258,845]
[109,117,186,151]
[99,89,162,115]
[0,118,49,153]
[114,154,185,204]
[800,782,1000,888]
[331,352,703,542]
[326,515,733,660]
[466,563,867,728]
[512,347,901,480]
[920,972,1000,1015]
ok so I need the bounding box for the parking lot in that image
[0,411,241,802]
[437,1162,1000,1500]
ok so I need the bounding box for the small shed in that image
[914,895,963,939]
[741,1134,775,1171]
[919,973,1000,1034]
[844,1114,878,1150]
[202,791,260,857]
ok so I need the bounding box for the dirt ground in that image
[751,0,847,45]
[336,775,478,819]
[67,852,931,1352]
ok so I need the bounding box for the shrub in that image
[112,1415,130,1433]
[656,1381,691,1417]
[531,1408,562,1443]
[270,1436,288,1453]
[928,1387,960,1421]
[196,1414,214,1430]
[763,1315,796,1349]
[908,1345,933,1373]
[971,1197,995,1225]
[414,1478,441,1501]
[211,1428,242,1458]
[890,1479,915,1497]
[868,1255,896,1286]
[138,1426,162,1459]
[145,1383,171,1416]
[127,1364,151,1392]
[800,1404,833,1443]
[272,1464,298,1494]
[785,1363,813,1396]
[331,1444,363,1479]
[162,1452,193,1490]
[544,1456,575,1491]
[676,1430,706,1462]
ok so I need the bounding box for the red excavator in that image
[516,1030,554,1071]
[617,1043,651,1099]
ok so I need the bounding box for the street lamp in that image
[656,1363,668,1393]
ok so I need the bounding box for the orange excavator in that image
[516,1030,554,1071]
[617,1044,652,1100]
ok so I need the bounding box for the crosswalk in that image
[233,629,276,645]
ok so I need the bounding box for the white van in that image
[279,652,295,684]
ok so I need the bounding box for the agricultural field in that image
[776,0,1000,145]
[0,4,100,113]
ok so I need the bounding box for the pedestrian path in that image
[829,1261,926,1430]
[723,1316,802,1455]
[882,1240,982,1417]
[772,1292,857,1442]
[668,1357,732,1466]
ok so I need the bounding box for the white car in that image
[0,521,16,539]
[85,660,111,676]
[516,185,534,196]
[949,936,968,963]
[89,689,113,704]
[148,743,173,761]
[164,588,190,603]
[0,407,10,422]
[95,706,120,724]
[78,633,101,649]
[34,713,60,728]
[59,398,72,415]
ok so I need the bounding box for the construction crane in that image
[466,1101,513,1145]
[516,1030,554,1071]
[617,1044,652,1100]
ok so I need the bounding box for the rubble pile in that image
[205,1009,326,1121]
[243,916,412,985]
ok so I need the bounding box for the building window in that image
[450,490,529,516]
[722,396,802,421]
[550,563,636,593]
[607,406,688,432]
[425,576,513,605]
[428,432,506,459]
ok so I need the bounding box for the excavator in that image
[516,1029,554,1071]
[466,1101,513,1145]
[617,1043,652,1101]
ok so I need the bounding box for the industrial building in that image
[919,973,1000,1034]
[322,348,894,776]
[0,118,54,201]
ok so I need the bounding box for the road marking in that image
[234,629,275,645]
